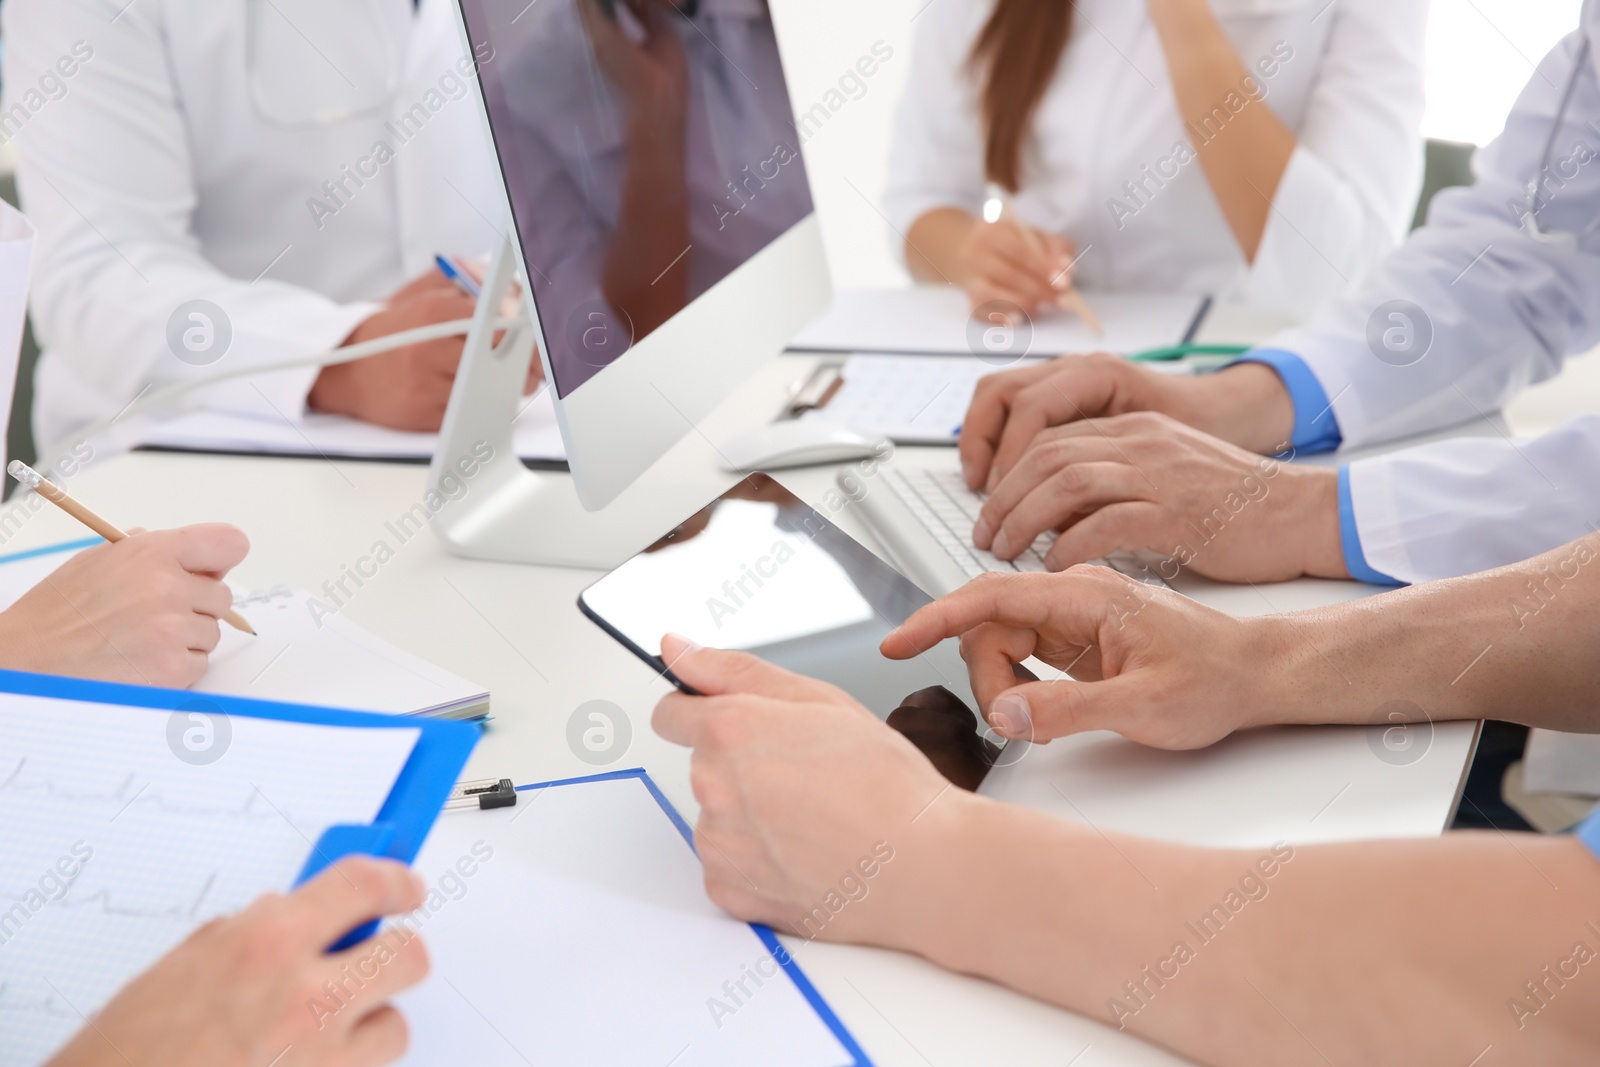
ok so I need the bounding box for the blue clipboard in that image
[519,767,873,1067]
[0,668,478,948]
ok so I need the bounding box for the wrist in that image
[1173,363,1296,453]
[873,788,996,965]
[1236,610,1341,728]
[0,606,44,674]
[1278,465,1345,579]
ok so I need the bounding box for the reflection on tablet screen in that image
[578,475,1014,789]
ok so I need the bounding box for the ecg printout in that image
[0,697,418,1066]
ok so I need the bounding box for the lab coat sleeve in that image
[1241,0,1427,316]
[1340,415,1600,583]
[881,1,989,241]
[1230,347,1343,452]
[1,0,378,444]
[1250,22,1600,451]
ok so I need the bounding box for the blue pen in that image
[434,253,481,299]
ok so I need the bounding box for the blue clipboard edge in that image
[516,767,873,1067]
[0,667,479,881]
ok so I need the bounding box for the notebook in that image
[394,769,869,1067]
[135,385,567,465]
[0,540,490,720]
[0,676,476,1067]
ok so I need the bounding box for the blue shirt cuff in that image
[1576,807,1600,856]
[1337,466,1402,586]
[1230,348,1343,455]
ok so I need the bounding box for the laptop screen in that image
[457,0,814,397]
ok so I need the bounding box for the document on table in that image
[0,698,419,1067]
[394,770,868,1067]
[801,352,1195,445]
[790,285,1209,358]
[1523,729,1600,796]
[0,542,490,719]
[136,386,567,464]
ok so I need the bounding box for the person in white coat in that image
[0,198,251,687]
[1,0,524,450]
[951,2,1600,593]
[885,0,1428,320]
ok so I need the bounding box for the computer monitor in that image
[448,0,831,512]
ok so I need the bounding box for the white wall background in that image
[775,0,1587,290]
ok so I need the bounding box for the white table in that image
[8,353,1476,1067]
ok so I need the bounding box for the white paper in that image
[206,588,490,719]
[803,354,1045,444]
[790,286,1207,358]
[394,774,858,1067]
[0,699,418,1067]
[1522,729,1600,797]
[0,547,488,718]
[137,385,566,463]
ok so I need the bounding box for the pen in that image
[5,460,257,635]
[434,254,481,299]
[996,197,1102,337]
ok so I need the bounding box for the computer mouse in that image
[718,420,888,472]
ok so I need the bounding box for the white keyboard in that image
[878,466,1171,586]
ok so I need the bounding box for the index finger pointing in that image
[883,572,1096,659]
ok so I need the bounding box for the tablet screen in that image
[579,475,1008,789]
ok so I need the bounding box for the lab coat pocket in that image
[246,0,407,126]
[1207,0,1316,16]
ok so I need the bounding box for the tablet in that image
[578,475,1012,789]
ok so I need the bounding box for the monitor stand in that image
[426,237,719,570]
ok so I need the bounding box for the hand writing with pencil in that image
[0,524,251,687]
[957,213,1075,320]
[903,205,1096,329]
[0,461,252,687]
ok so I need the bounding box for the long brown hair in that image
[968,0,1073,192]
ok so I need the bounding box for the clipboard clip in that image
[782,361,845,419]
[444,777,517,810]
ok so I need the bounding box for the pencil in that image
[997,197,1102,337]
[6,460,256,635]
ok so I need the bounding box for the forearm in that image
[904,207,977,285]
[1147,0,1295,261]
[1252,533,1600,732]
[910,795,1600,1065]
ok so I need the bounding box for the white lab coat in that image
[1,0,503,450]
[0,202,33,471]
[1263,6,1600,584]
[884,0,1427,318]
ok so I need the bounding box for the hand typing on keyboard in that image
[958,353,1296,492]
[968,412,1347,583]
[884,466,1175,586]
